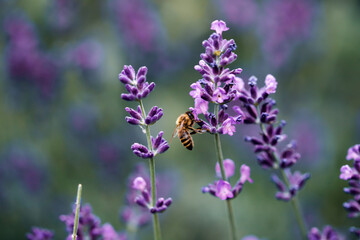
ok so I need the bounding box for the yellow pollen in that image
[214,50,221,56]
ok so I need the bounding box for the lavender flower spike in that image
[340,144,360,236]
[237,69,309,237]
[118,64,170,240]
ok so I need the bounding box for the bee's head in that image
[185,111,194,120]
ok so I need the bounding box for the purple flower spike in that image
[264,74,277,94]
[26,227,54,240]
[308,226,340,240]
[239,164,253,184]
[215,159,235,178]
[131,143,153,159]
[210,20,229,35]
[216,179,234,200]
[347,144,360,161]
[151,131,169,156]
[132,177,147,191]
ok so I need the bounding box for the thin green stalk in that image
[72,184,82,240]
[258,118,307,239]
[280,169,308,239]
[139,100,162,240]
[214,104,238,240]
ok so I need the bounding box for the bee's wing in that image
[169,122,183,144]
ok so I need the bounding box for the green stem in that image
[139,100,162,240]
[72,184,82,240]
[259,119,307,239]
[280,169,308,239]
[214,104,238,240]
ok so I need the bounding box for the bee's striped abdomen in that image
[179,130,193,150]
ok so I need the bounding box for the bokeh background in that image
[1,0,360,239]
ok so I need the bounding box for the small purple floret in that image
[131,143,154,159]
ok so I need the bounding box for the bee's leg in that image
[189,127,204,135]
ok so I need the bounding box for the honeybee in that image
[171,111,203,150]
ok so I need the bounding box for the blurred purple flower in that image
[217,0,257,28]
[241,236,260,240]
[68,103,98,136]
[49,0,76,31]
[60,204,102,240]
[4,15,59,98]
[102,223,127,240]
[66,40,103,71]
[26,227,53,240]
[122,164,174,229]
[260,0,315,67]
[1,145,47,193]
[308,225,341,240]
[113,0,162,52]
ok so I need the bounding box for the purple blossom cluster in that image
[308,226,341,240]
[122,164,173,228]
[60,204,102,239]
[0,145,47,193]
[202,159,253,200]
[340,144,360,237]
[272,170,310,201]
[131,131,169,158]
[4,15,58,98]
[218,0,257,28]
[190,20,243,136]
[132,176,172,213]
[27,204,127,240]
[237,76,310,201]
[119,66,155,102]
[26,228,53,240]
[65,40,103,72]
[122,165,152,229]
